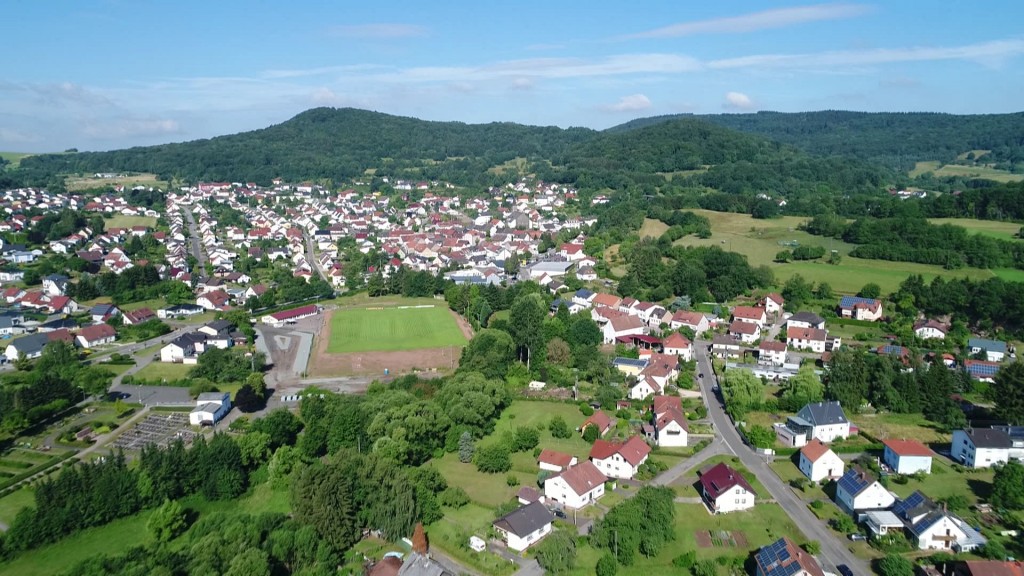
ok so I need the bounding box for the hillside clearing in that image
[929,217,1021,241]
[910,160,1022,183]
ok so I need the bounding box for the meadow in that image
[910,160,1023,183]
[0,152,34,169]
[64,172,167,191]
[104,214,158,229]
[327,302,467,353]
[666,211,1000,294]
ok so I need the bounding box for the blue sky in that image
[3,1,1023,152]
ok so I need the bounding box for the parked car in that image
[551,508,567,519]
[837,565,855,576]
[848,533,867,541]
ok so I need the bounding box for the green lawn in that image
[104,214,158,229]
[672,455,767,498]
[328,300,467,353]
[427,503,516,576]
[133,361,192,383]
[569,503,807,575]
[929,218,1022,241]
[639,218,670,239]
[930,163,1023,183]
[0,487,35,527]
[886,459,994,507]
[994,268,1024,282]
[119,298,167,313]
[667,209,997,294]
[0,152,35,169]
[852,412,949,445]
[0,482,291,576]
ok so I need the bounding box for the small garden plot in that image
[111,412,194,451]
[696,529,749,548]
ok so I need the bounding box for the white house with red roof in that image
[261,304,320,327]
[602,315,645,345]
[122,308,156,325]
[196,290,231,311]
[76,323,117,348]
[544,461,607,509]
[699,462,757,513]
[662,332,693,361]
[651,399,688,448]
[882,438,933,474]
[761,293,785,316]
[787,326,827,353]
[758,341,788,366]
[581,411,612,438]
[732,306,767,328]
[589,436,651,479]
[729,320,761,344]
[798,439,845,482]
[913,319,947,340]
[669,310,709,336]
[537,449,578,473]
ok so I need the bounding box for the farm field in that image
[133,361,192,383]
[852,412,950,445]
[670,209,997,294]
[104,214,158,229]
[639,217,669,238]
[929,217,1022,241]
[910,160,1023,183]
[0,152,34,169]
[326,301,467,353]
[64,172,167,191]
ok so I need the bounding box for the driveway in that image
[693,340,870,575]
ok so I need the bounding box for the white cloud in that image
[509,77,534,91]
[723,92,754,110]
[83,118,180,138]
[709,39,1024,70]
[327,23,427,39]
[624,3,869,39]
[310,87,343,106]
[602,94,652,112]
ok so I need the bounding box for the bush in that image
[506,474,519,487]
[439,487,469,508]
[549,416,572,439]
[810,500,824,510]
[583,424,599,444]
[513,426,540,452]
[596,553,618,576]
[671,551,696,569]
[474,444,511,473]
[580,403,594,417]
[802,541,821,554]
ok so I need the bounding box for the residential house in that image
[758,341,788,367]
[261,304,320,326]
[951,427,1013,468]
[699,462,757,514]
[787,327,827,354]
[729,320,761,344]
[197,290,231,311]
[892,491,987,552]
[160,333,207,363]
[711,335,742,360]
[572,289,596,308]
[882,439,933,475]
[914,319,947,340]
[964,360,1000,383]
[89,303,121,323]
[670,310,710,336]
[190,391,232,426]
[776,401,851,448]
[537,449,578,473]
[42,274,69,296]
[838,296,883,321]
[952,561,1024,576]
[122,308,156,325]
[761,293,785,317]
[662,332,693,361]
[581,411,612,438]
[491,501,553,552]
[612,357,647,377]
[798,439,845,482]
[75,324,117,348]
[589,436,651,480]
[967,337,1007,362]
[158,304,204,319]
[652,404,689,448]
[5,333,51,361]
[732,306,767,328]
[753,537,825,576]
[786,311,825,331]
[602,315,645,345]
[835,467,895,514]
[544,461,607,509]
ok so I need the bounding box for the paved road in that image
[693,340,869,575]
[181,206,207,268]
[303,230,330,283]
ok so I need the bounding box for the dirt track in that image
[307,307,472,378]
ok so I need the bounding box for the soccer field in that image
[327,305,468,353]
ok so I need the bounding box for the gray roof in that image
[204,319,234,332]
[965,427,1012,449]
[797,401,847,426]
[8,333,49,355]
[492,501,554,538]
[968,337,1007,353]
[528,260,574,274]
[788,311,824,325]
[397,552,452,576]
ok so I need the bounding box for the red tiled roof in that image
[800,439,833,463]
[538,449,575,468]
[589,436,651,467]
[555,461,607,496]
[699,462,756,499]
[883,438,933,457]
[582,411,611,433]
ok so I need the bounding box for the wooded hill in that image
[615,110,1024,173]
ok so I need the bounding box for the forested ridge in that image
[612,110,1024,173]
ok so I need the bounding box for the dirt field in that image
[307,308,473,377]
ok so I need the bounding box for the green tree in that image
[546,337,572,366]
[509,293,547,368]
[692,559,717,576]
[992,460,1024,510]
[458,329,516,380]
[745,425,775,449]
[549,416,572,439]
[991,361,1024,425]
[596,553,618,576]
[504,250,521,276]
[474,444,511,473]
[583,424,599,444]
[782,274,814,310]
[513,426,540,452]
[721,369,763,418]
[876,554,914,576]
[858,283,882,299]
[146,499,187,542]
[780,364,825,411]
[224,548,271,576]
[458,431,475,463]
[237,431,272,467]
[535,530,577,574]
[815,282,834,300]
[825,348,870,413]
[774,250,792,263]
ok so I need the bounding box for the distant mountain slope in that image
[608,110,1024,172]
[18,108,596,185]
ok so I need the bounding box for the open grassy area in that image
[104,214,158,229]
[427,503,516,575]
[852,412,949,445]
[64,172,167,191]
[0,482,291,576]
[0,487,34,526]
[929,218,1022,241]
[910,161,1024,183]
[639,218,669,239]
[665,209,999,294]
[118,298,167,313]
[327,300,467,353]
[886,458,994,507]
[430,400,592,508]
[994,268,1024,282]
[133,361,192,383]
[0,152,35,169]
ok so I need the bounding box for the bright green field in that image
[911,160,1023,183]
[0,152,34,169]
[133,361,192,382]
[671,209,997,294]
[930,217,1022,241]
[327,302,467,353]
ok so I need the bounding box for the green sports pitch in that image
[327,304,468,353]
